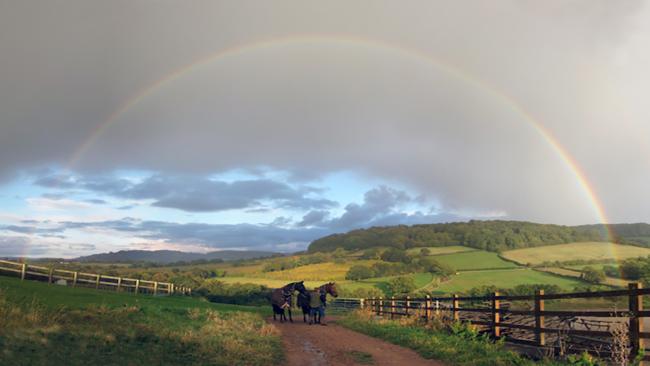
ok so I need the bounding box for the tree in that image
[387,276,417,296]
[380,248,411,263]
[345,265,375,280]
[417,257,454,277]
[419,248,431,256]
[582,266,606,284]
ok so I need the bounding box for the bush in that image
[380,248,411,263]
[582,266,606,284]
[416,257,454,277]
[345,265,375,280]
[196,280,271,305]
[387,276,416,296]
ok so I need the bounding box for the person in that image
[308,289,325,325]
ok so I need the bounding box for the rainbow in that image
[66,34,614,242]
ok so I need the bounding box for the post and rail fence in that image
[364,283,650,362]
[0,259,191,296]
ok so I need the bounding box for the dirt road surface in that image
[271,317,445,366]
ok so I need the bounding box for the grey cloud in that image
[298,210,329,227]
[329,186,412,229]
[1,1,649,224]
[35,173,337,213]
[0,236,49,257]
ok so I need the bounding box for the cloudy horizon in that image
[2,1,650,257]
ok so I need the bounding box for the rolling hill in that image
[74,249,279,264]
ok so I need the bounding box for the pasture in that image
[0,276,281,365]
[264,261,376,281]
[433,250,519,271]
[431,268,586,294]
[501,242,650,265]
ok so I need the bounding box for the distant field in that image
[566,263,618,271]
[538,267,628,288]
[433,250,519,271]
[405,246,475,256]
[501,242,650,265]
[264,261,376,281]
[431,268,586,294]
[215,276,325,289]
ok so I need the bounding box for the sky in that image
[1,1,650,257]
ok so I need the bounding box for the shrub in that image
[582,266,606,284]
[387,276,416,296]
[345,265,375,280]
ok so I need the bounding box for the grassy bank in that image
[338,310,571,366]
[0,276,282,365]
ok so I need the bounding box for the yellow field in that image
[264,261,377,281]
[501,242,650,265]
[216,277,325,289]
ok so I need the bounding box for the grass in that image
[538,267,628,287]
[431,268,586,294]
[264,261,376,281]
[0,276,282,365]
[433,251,519,271]
[405,246,475,256]
[339,310,564,365]
[501,242,650,265]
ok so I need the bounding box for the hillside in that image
[75,249,279,264]
[308,220,605,253]
[0,276,281,365]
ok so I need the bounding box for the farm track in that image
[271,316,444,366]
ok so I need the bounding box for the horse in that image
[297,282,338,324]
[270,281,307,323]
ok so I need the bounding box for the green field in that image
[0,276,281,365]
[433,250,519,271]
[501,242,650,265]
[431,268,586,294]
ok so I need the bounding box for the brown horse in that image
[270,281,306,323]
[297,282,338,323]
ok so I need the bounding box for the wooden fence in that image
[0,259,191,296]
[365,284,650,361]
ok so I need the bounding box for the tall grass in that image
[0,284,283,365]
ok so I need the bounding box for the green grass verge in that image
[338,312,564,366]
[0,276,282,365]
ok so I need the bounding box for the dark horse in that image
[270,281,307,323]
[297,282,338,324]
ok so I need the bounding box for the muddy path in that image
[270,316,445,366]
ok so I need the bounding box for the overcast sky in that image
[1,1,649,257]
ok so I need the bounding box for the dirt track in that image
[271,316,444,366]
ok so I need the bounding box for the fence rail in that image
[364,283,650,361]
[0,259,191,296]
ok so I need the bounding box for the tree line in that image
[309,220,608,253]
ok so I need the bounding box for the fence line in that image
[364,283,649,361]
[0,259,191,296]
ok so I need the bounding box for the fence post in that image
[492,292,501,338]
[48,267,54,284]
[425,295,431,322]
[135,279,140,295]
[435,300,440,316]
[391,296,396,319]
[359,298,364,310]
[378,297,383,316]
[95,274,101,289]
[72,272,78,287]
[452,294,459,321]
[20,263,26,280]
[117,277,122,292]
[405,296,411,317]
[535,289,546,346]
[153,281,158,295]
[629,282,642,359]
